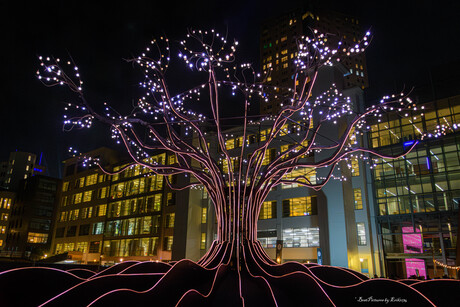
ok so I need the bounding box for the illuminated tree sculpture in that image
[33,29,438,305]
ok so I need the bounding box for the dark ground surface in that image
[0,258,459,307]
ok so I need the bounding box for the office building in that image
[260,9,368,115]
[51,147,211,264]
[369,93,460,279]
[4,175,59,259]
[0,151,46,191]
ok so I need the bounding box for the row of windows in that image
[258,223,366,249]
[62,153,170,194]
[105,216,162,237]
[110,175,164,199]
[373,143,460,215]
[108,194,163,218]
[102,236,172,257]
[0,198,12,209]
[377,193,458,216]
[55,241,100,254]
[370,100,460,148]
[281,167,317,188]
[59,205,107,222]
[27,232,48,244]
[374,145,460,180]
[258,227,320,248]
[55,222,104,238]
[62,187,108,206]
[259,196,318,219]
[224,123,312,151]
[62,173,107,192]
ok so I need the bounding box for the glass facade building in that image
[370,94,460,278]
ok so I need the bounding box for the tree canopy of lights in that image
[37,27,425,274]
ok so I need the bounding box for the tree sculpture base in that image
[0,241,459,306]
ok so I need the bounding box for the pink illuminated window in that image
[402,226,426,278]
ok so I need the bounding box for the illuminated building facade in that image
[260,9,368,115]
[370,93,460,278]
[51,147,119,263]
[51,147,211,264]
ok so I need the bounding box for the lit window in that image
[164,236,173,251]
[200,233,206,250]
[259,201,277,219]
[73,193,82,204]
[168,155,177,165]
[201,207,207,224]
[152,194,162,211]
[63,242,75,252]
[70,209,80,221]
[83,190,93,202]
[280,36,287,42]
[98,187,107,199]
[86,174,98,186]
[282,196,317,217]
[225,138,235,150]
[360,258,369,274]
[98,174,106,183]
[165,213,175,228]
[27,232,48,243]
[62,181,69,192]
[96,204,107,217]
[351,159,360,176]
[354,188,363,210]
[92,223,104,235]
[59,211,68,222]
[282,167,316,189]
[235,136,244,148]
[357,223,367,245]
[280,144,290,153]
[76,242,88,253]
[149,174,163,191]
[262,148,275,165]
[283,63,288,69]
[282,227,319,247]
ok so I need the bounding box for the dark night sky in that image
[1,0,460,178]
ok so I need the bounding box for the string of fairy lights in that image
[433,259,460,271]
